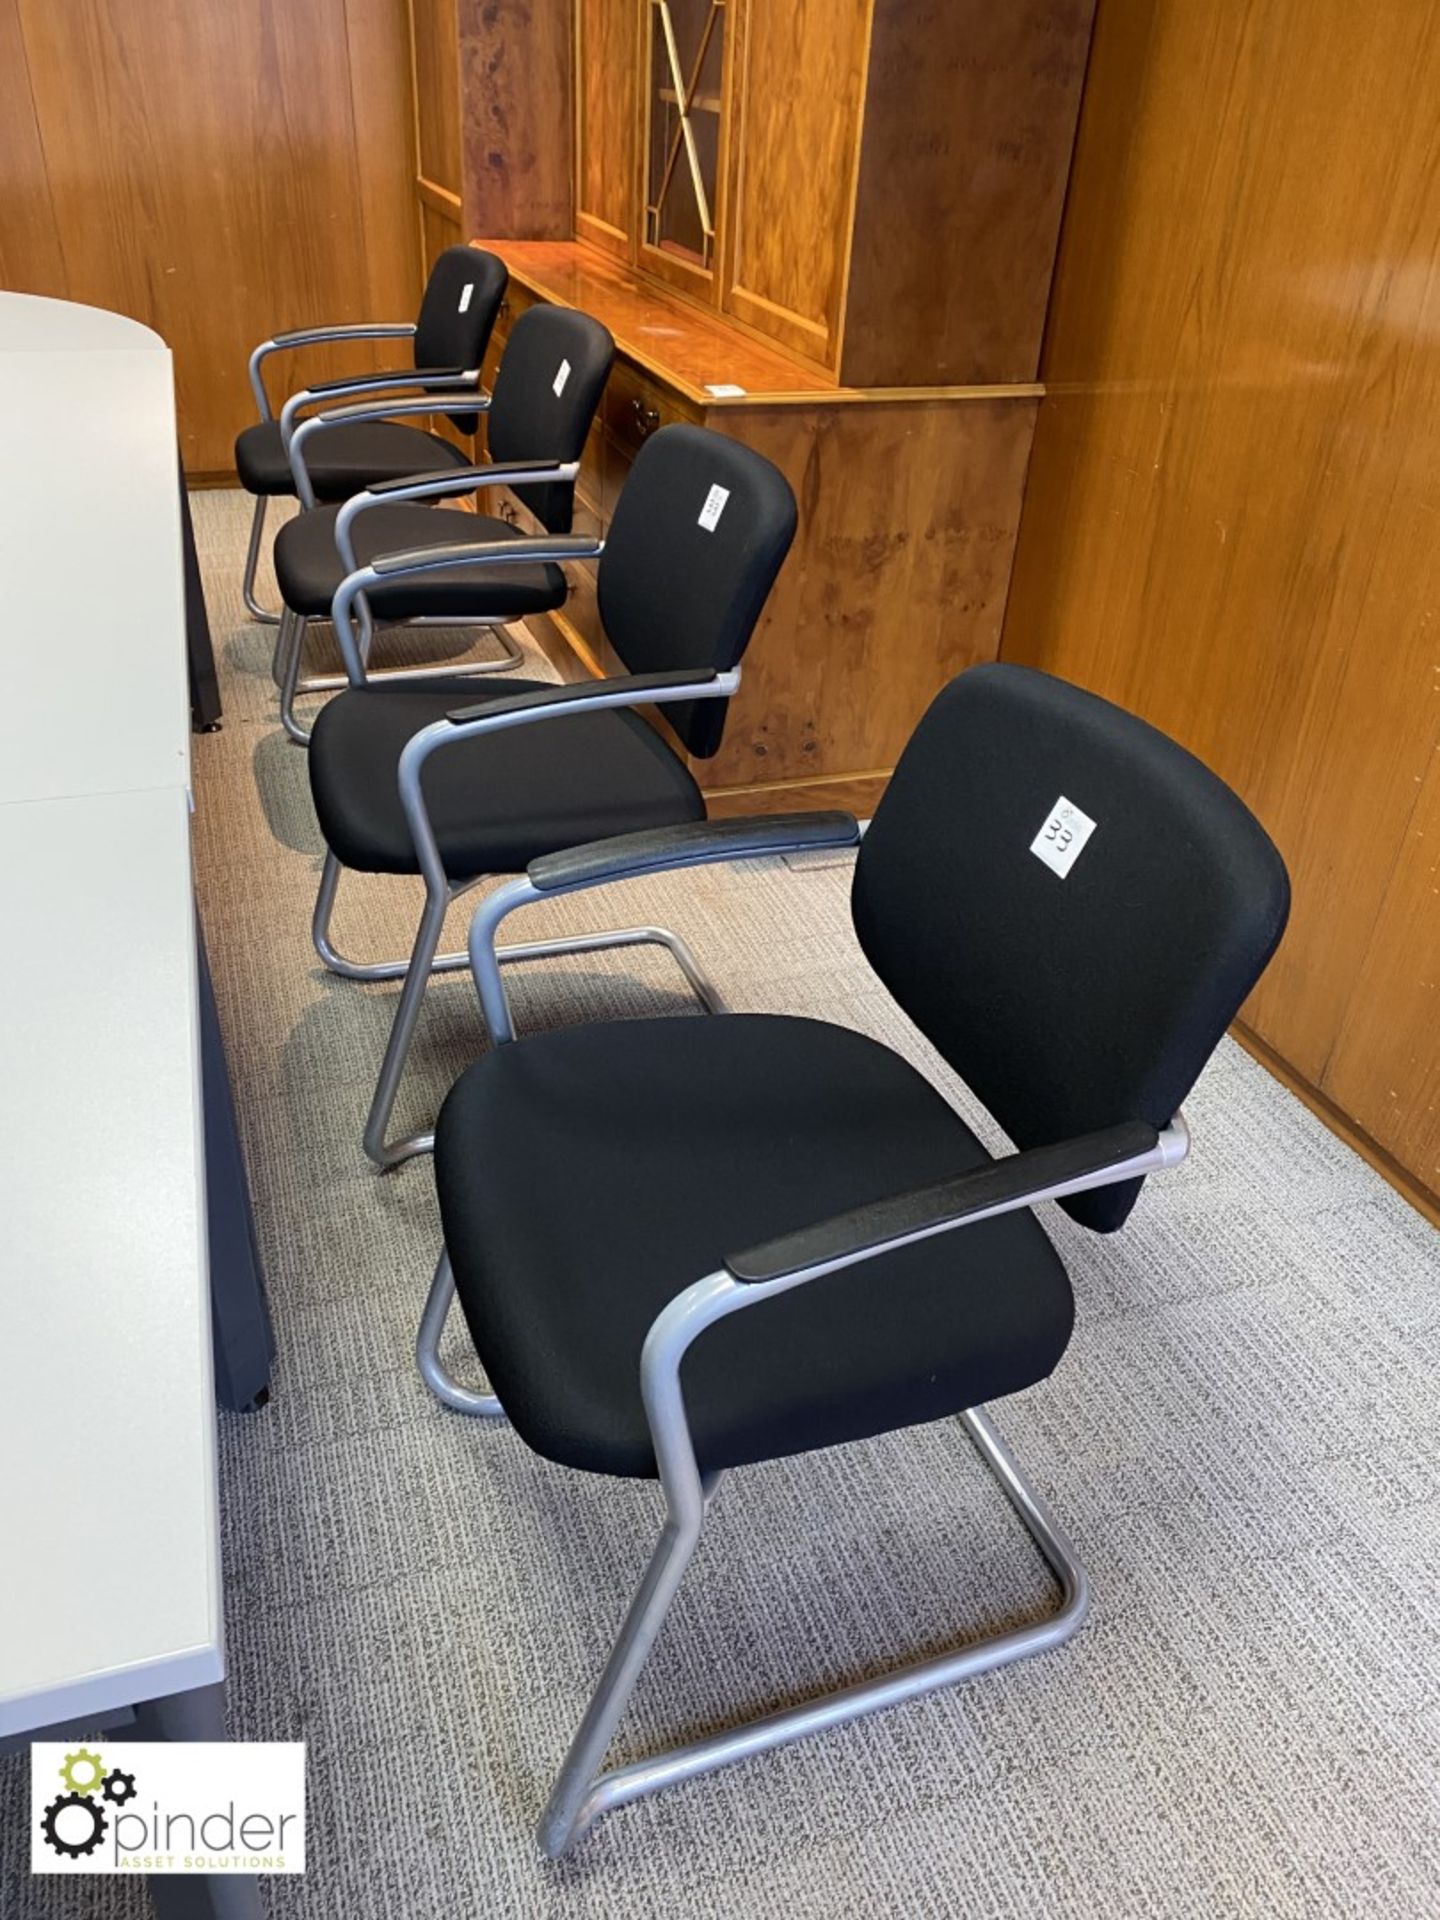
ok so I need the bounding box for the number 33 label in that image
[1030,794,1098,879]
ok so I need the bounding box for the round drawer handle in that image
[633,399,660,437]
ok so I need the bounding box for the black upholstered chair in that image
[306,422,798,1168]
[270,304,614,743]
[415,662,1291,1855]
[236,246,508,623]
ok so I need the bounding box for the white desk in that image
[0,296,225,1752]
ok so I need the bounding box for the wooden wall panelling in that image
[999,0,1440,1203]
[0,1,67,297]
[574,0,637,258]
[348,0,427,308]
[722,0,870,370]
[840,0,1096,387]
[458,0,572,239]
[421,197,463,271]
[2,0,419,475]
[1316,675,1440,1198]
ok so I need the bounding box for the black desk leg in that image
[179,454,223,732]
[197,923,274,1412]
[130,1685,263,1920]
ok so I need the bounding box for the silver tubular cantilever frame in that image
[274,389,532,742]
[318,551,738,1170]
[423,879,1191,1854]
[274,418,554,743]
[243,321,417,623]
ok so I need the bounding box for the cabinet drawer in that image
[602,361,695,461]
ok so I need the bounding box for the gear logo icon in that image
[58,1748,106,1796]
[40,1790,108,1859]
[38,1747,142,1863]
[102,1768,137,1807]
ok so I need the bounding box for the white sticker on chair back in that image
[1030,796,1097,879]
[553,359,572,398]
[458,282,474,313]
[698,483,730,532]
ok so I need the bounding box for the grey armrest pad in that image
[726,1120,1162,1284]
[369,532,601,581]
[365,456,567,501]
[295,365,469,399]
[529,810,861,895]
[270,323,412,347]
[446,668,719,726]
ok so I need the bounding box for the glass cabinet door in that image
[644,0,726,271]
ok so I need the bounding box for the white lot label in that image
[704,383,748,398]
[458,282,474,313]
[1029,795,1098,879]
[698,483,730,532]
[553,358,572,397]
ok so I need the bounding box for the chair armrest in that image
[726,1120,1184,1285]
[362,459,554,501]
[528,812,861,895]
[288,364,471,402]
[333,466,583,572]
[364,525,595,580]
[329,521,599,675]
[286,389,491,507]
[247,323,416,419]
[270,322,416,350]
[279,368,481,445]
[447,669,719,726]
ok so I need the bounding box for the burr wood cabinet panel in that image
[700,396,1038,798]
[840,0,1095,387]
[458,0,573,238]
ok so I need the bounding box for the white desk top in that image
[0,292,166,356]
[0,787,219,1732]
[0,295,218,1737]
[0,344,191,807]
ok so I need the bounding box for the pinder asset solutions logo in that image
[31,1741,305,1875]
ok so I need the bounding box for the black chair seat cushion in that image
[273,504,567,620]
[308,676,704,877]
[436,1014,1075,1479]
[234,417,471,501]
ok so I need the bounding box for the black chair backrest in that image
[413,246,509,433]
[597,423,798,758]
[852,664,1291,1232]
[485,305,615,534]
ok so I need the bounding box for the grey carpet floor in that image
[4,488,1438,1918]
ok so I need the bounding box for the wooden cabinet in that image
[407,1,1095,814]
[560,0,1095,385]
[477,241,1039,817]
